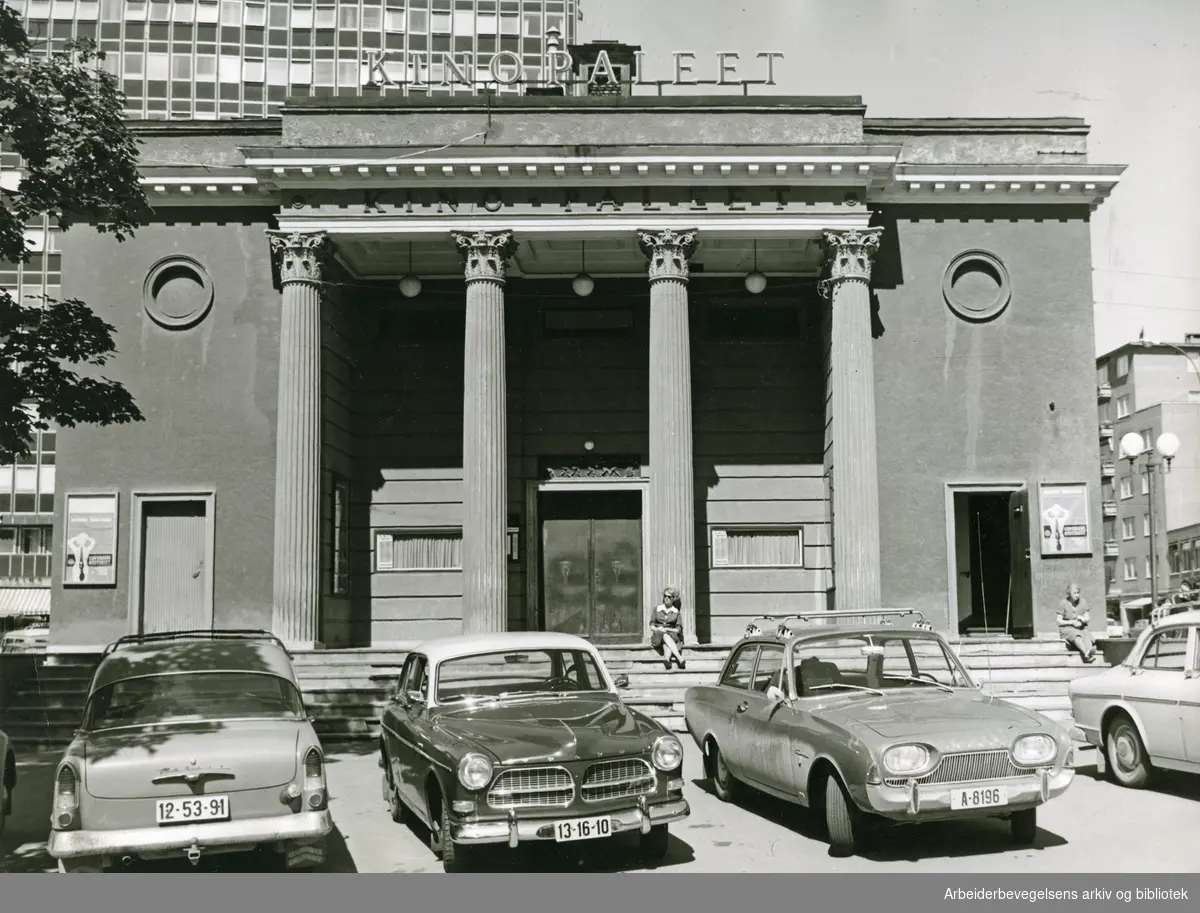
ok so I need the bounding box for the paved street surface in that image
[3,743,1197,873]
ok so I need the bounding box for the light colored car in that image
[0,726,14,836]
[47,629,333,872]
[1,621,49,654]
[379,631,690,872]
[1069,609,1200,788]
[684,610,1078,856]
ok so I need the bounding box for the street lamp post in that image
[1119,430,1181,611]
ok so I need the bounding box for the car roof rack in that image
[744,609,932,638]
[101,629,289,657]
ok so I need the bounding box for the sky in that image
[577,0,1200,356]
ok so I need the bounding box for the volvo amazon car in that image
[1069,609,1200,789]
[378,631,690,872]
[47,630,333,872]
[684,610,1077,856]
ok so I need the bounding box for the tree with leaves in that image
[0,5,150,464]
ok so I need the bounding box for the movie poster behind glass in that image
[62,492,119,586]
[1038,483,1091,558]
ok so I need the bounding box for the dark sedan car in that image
[379,631,690,872]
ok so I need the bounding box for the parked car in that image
[1,725,14,836]
[47,629,333,872]
[684,610,1078,856]
[1,620,50,654]
[1069,609,1200,788]
[378,631,690,872]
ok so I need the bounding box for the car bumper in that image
[449,797,691,847]
[861,768,1074,823]
[47,811,333,860]
[1076,724,1103,748]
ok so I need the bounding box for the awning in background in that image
[0,586,51,618]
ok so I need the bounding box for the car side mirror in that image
[614,674,630,690]
[766,685,788,706]
[406,691,426,706]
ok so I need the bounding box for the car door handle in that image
[736,701,749,713]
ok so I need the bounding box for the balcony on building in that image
[1098,382,1112,402]
[1102,499,1118,518]
[1099,420,1114,442]
[1100,461,1115,478]
[1104,539,1120,558]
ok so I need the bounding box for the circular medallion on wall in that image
[142,255,214,330]
[942,249,1011,323]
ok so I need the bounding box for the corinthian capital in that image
[268,230,332,288]
[637,228,699,283]
[819,228,884,297]
[452,230,518,284]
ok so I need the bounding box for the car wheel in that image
[824,775,857,856]
[640,824,670,863]
[1010,808,1037,844]
[431,794,469,873]
[58,857,107,873]
[382,766,406,824]
[710,742,739,803]
[1106,715,1151,789]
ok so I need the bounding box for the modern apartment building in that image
[0,0,581,621]
[1096,336,1200,612]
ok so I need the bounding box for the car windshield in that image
[793,633,974,696]
[82,672,306,730]
[436,648,609,703]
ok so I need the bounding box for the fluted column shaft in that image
[639,229,699,640]
[267,231,329,648]
[821,228,885,611]
[453,230,517,635]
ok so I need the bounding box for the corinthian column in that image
[452,229,518,635]
[267,230,330,649]
[820,227,885,611]
[638,228,700,641]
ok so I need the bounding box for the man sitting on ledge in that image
[1057,582,1097,663]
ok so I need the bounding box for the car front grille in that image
[885,749,1030,787]
[581,758,656,804]
[487,766,574,809]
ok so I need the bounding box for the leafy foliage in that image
[0,5,150,462]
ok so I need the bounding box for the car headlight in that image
[1012,734,1057,766]
[457,752,494,790]
[881,744,933,777]
[651,735,684,771]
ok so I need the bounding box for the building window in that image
[1115,395,1130,418]
[1119,478,1132,500]
[1141,474,1149,496]
[0,525,52,582]
[1122,517,1135,540]
[1123,558,1137,581]
[331,476,350,595]
[1145,557,1152,579]
[711,527,804,568]
[375,529,462,572]
[1144,513,1151,537]
[0,425,56,517]
[1115,354,1129,378]
[1169,543,1180,573]
[1139,429,1153,453]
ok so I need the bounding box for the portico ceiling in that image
[335,234,824,280]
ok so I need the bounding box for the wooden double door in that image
[539,490,643,645]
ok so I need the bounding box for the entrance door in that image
[540,490,642,644]
[139,500,210,634]
[951,489,1030,637]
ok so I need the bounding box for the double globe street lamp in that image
[1119,429,1181,611]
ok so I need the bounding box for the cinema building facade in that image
[47,89,1124,652]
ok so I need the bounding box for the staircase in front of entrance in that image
[0,639,1107,751]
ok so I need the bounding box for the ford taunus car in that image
[1,725,14,836]
[48,630,332,872]
[379,631,690,872]
[684,610,1077,856]
[1069,609,1200,788]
